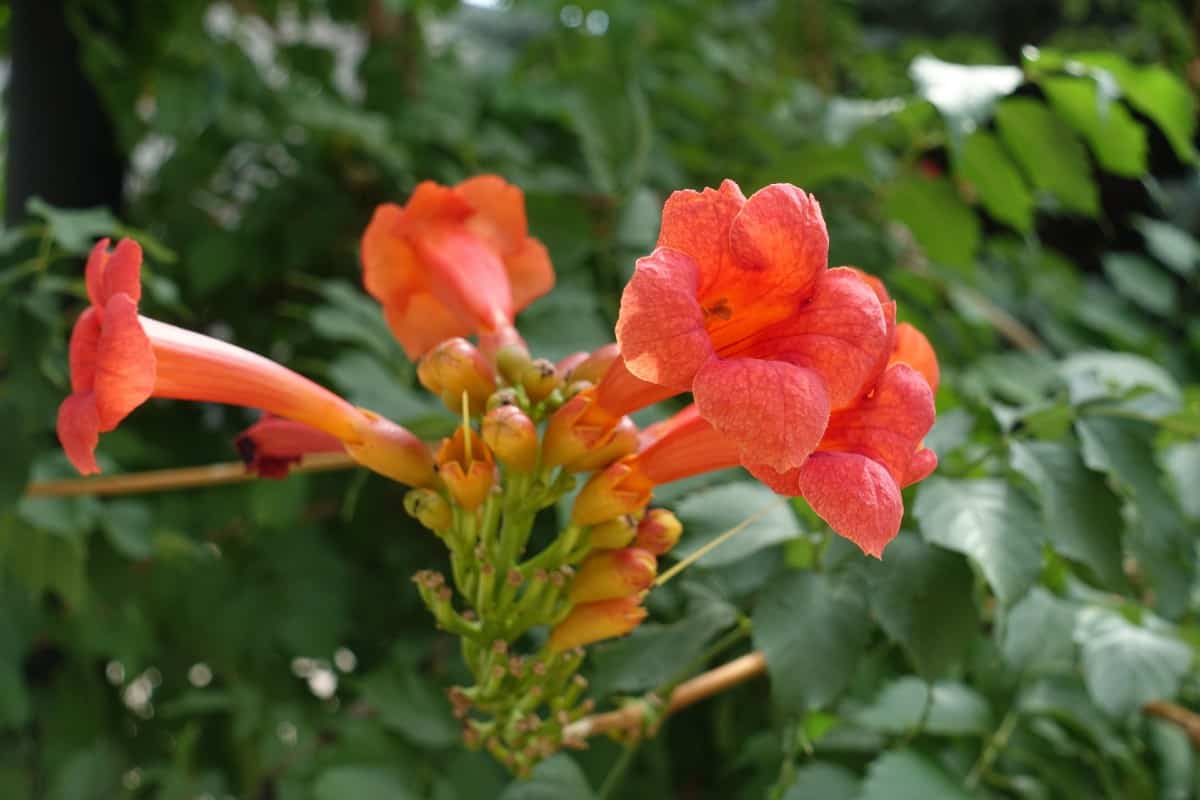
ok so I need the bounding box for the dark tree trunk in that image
[5,0,125,225]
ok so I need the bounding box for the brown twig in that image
[563,651,767,742]
[23,452,356,497]
[1145,701,1200,748]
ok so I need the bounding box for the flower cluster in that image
[56,175,936,773]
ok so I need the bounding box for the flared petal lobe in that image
[57,394,102,475]
[656,179,745,295]
[93,295,156,430]
[890,322,940,393]
[796,453,903,558]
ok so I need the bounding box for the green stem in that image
[597,742,640,800]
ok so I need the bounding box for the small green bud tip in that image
[404,488,452,531]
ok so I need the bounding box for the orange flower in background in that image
[751,320,938,557]
[361,175,555,360]
[615,180,891,473]
[57,238,436,487]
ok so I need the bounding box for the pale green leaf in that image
[995,97,1098,215]
[673,482,800,568]
[1074,608,1192,718]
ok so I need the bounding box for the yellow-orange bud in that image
[542,389,625,470]
[634,508,683,555]
[481,405,538,472]
[566,343,619,386]
[344,408,437,487]
[589,515,638,549]
[571,457,654,526]
[496,343,533,385]
[404,488,452,532]
[569,548,657,604]
[520,358,560,403]
[436,426,496,510]
[548,596,647,652]
[568,415,639,472]
[417,338,496,416]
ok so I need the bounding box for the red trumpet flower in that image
[615,180,890,473]
[361,175,555,360]
[57,238,435,487]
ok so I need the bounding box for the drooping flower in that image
[615,180,891,473]
[751,319,938,557]
[235,416,344,477]
[57,238,436,487]
[361,175,555,360]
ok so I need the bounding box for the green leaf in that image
[1133,216,1200,277]
[753,571,870,713]
[47,742,124,800]
[1059,350,1181,407]
[954,130,1034,231]
[98,500,154,560]
[26,199,119,254]
[1101,252,1178,316]
[855,677,993,736]
[858,749,971,800]
[882,175,979,270]
[914,478,1043,605]
[1163,441,1200,521]
[312,280,406,362]
[1074,607,1192,718]
[1075,54,1197,162]
[1000,587,1078,674]
[498,755,594,800]
[1040,76,1148,176]
[673,482,800,568]
[312,766,418,800]
[1076,416,1193,617]
[356,669,459,749]
[1008,440,1125,589]
[327,352,446,430]
[909,55,1021,138]
[995,97,1098,215]
[864,535,978,679]
[783,762,860,800]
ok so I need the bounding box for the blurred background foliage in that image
[1,0,1200,797]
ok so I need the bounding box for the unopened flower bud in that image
[568,415,639,472]
[548,596,647,652]
[344,408,437,487]
[571,457,654,526]
[404,488,452,532]
[566,343,619,386]
[436,425,496,510]
[568,548,657,604]
[417,338,496,416]
[482,405,538,472]
[496,343,533,385]
[589,514,638,549]
[555,351,590,380]
[486,387,520,412]
[634,508,683,555]
[520,359,560,403]
[542,389,623,469]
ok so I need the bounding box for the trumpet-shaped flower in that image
[361,175,554,359]
[235,416,344,477]
[57,238,435,487]
[615,180,890,473]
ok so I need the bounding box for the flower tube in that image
[57,238,435,487]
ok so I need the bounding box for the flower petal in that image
[692,357,829,472]
[657,179,745,295]
[57,393,101,475]
[417,226,514,330]
[735,267,889,408]
[457,174,527,254]
[503,238,555,312]
[100,239,143,306]
[84,238,110,309]
[891,322,940,393]
[820,363,935,484]
[93,295,156,430]
[68,307,102,392]
[902,447,938,487]
[796,452,903,558]
[615,247,714,390]
[728,184,827,298]
[236,416,345,478]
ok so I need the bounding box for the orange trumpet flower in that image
[57,238,435,487]
[361,175,555,360]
